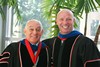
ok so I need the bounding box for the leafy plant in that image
[0,0,21,21]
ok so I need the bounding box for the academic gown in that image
[43,32,100,67]
[0,40,49,67]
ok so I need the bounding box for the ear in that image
[73,17,75,22]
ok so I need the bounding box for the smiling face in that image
[56,9,75,34]
[24,19,43,44]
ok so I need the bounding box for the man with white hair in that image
[0,19,49,67]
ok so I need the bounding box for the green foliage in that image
[0,6,5,20]
[95,0,100,6]
[0,0,21,21]
[75,0,98,16]
[41,0,54,19]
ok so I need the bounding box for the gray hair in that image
[25,19,43,30]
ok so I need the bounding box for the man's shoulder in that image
[9,41,20,46]
[42,37,57,46]
[77,35,95,47]
[5,41,20,50]
[79,35,94,42]
[42,37,57,42]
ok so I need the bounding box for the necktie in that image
[31,44,38,52]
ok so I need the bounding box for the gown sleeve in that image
[0,42,20,67]
[78,37,100,67]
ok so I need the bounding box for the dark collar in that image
[58,30,82,39]
[20,39,47,52]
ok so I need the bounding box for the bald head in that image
[56,9,75,34]
[57,9,74,19]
